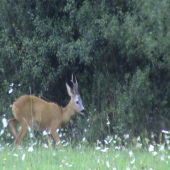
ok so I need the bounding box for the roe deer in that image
[8,75,85,147]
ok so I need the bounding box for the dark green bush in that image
[0,0,170,145]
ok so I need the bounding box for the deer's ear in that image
[66,83,73,97]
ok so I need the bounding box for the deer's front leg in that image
[51,128,62,148]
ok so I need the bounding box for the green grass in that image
[1,144,170,170]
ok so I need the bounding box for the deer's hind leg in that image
[15,122,28,147]
[8,118,19,139]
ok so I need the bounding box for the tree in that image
[0,0,170,144]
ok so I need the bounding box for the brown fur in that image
[8,79,85,147]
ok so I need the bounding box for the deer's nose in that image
[80,109,85,114]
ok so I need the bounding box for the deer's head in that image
[66,75,85,114]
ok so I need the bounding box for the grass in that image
[1,143,170,170]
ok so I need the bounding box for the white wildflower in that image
[14,153,18,157]
[22,154,26,161]
[136,142,142,149]
[115,146,120,150]
[43,143,48,148]
[18,146,22,150]
[2,118,8,128]
[148,145,154,152]
[106,161,110,168]
[84,129,88,133]
[61,140,66,144]
[162,130,170,134]
[97,140,101,145]
[28,127,31,132]
[43,131,48,136]
[152,151,157,156]
[43,130,51,136]
[108,137,113,143]
[57,141,61,146]
[105,136,113,143]
[167,145,170,150]
[100,147,109,152]
[165,139,169,145]
[124,134,129,139]
[137,136,141,141]
[63,142,69,147]
[7,133,11,137]
[10,83,14,87]
[104,140,108,145]
[107,121,110,125]
[28,146,33,152]
[29,132,34,138]
[0,130,4,135]
[9,88,13,94]
[158,145,164,151]
[96,146,101,150]
[129,151,133,157]
[82,137,86,142]
[130,158,135,164]
[160,155,165,161]
[97,157,100,163]
[164,134,170,139]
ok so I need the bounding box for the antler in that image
[71,75,79,94]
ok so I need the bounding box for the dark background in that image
[0,0,170,144]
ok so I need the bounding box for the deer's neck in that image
[61,101,76,126]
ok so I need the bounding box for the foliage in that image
[0,0,170,144]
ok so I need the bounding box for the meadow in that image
[0,142,170,170]
[1,117,170,169]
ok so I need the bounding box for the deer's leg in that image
[8,118,19,139]
[15,123,28,147]
[51,129,61,147]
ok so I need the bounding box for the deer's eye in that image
[76,101,79,104]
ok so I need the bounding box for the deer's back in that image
[12,95,61,130]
